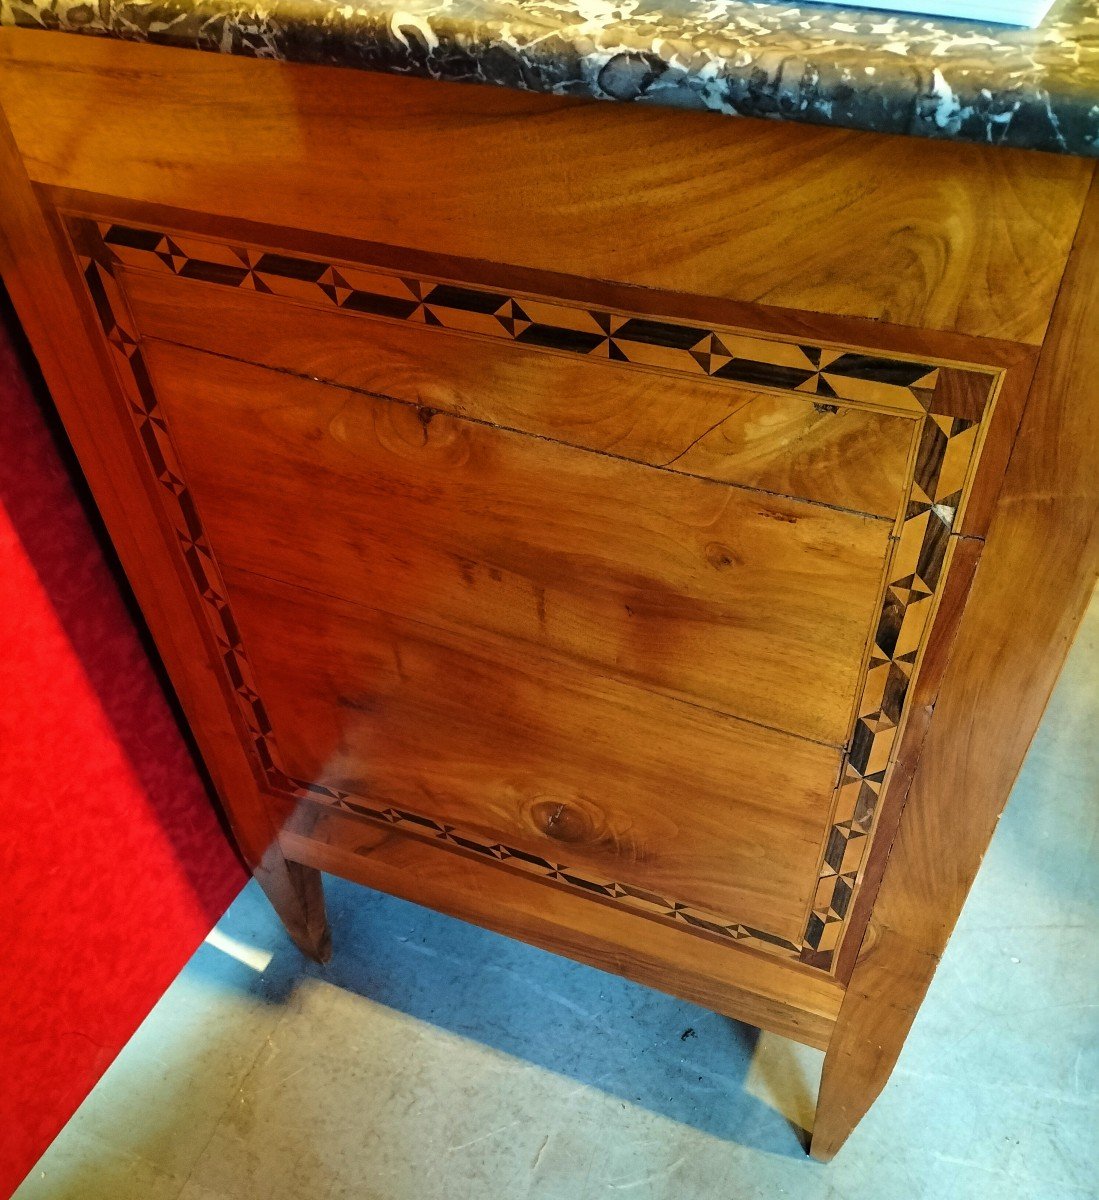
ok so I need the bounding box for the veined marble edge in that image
[0,0,1095,155]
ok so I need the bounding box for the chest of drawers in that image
[1,27,1096,1158]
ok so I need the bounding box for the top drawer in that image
[121,266,916,521]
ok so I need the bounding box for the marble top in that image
[3,0,1097,155]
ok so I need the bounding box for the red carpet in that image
[0,302,246,1197]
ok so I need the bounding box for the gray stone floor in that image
[16,591,1098,1200]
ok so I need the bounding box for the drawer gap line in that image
[141,333,899,526]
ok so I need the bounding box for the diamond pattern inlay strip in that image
[66,214,999,972]
[94,219,941,414]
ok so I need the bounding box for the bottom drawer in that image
[224,567,844,950]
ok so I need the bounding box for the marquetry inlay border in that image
[67,214,999,973]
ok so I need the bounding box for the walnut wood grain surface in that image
[70,202,1023,981]
[144,340,892,746]
[227,566,842,941]
[0,29,1091,343]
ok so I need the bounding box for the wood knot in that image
[530,800,594,844]
[704,541,740,571]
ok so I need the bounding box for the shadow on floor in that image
[189,875,817,1158]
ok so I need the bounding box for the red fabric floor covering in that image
[0,301,246,1196]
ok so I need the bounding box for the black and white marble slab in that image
[2,0,1097,155]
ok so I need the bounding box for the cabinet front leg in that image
[808,946,928,1161]
[254,844,332,963]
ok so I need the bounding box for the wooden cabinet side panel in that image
[812,176,1099,1159]
[4,40,1085,1094]
[51,199,1025,981]
[0,28,1091,345]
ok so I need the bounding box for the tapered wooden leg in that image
[254,843,332,963]
[811,1059,863,1163]
[809,929,933,1160]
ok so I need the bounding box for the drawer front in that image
[122,267,916,520]
[143,341,890,747]
[225,568,840,942]
[68,214,1002,971]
